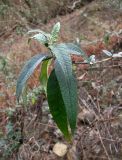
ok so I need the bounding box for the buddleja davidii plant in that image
[16,22,89,141]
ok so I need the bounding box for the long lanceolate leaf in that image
[16,54,50,101]
[51,46,78,134]
[47,69,71,140]
[51,43,88,61]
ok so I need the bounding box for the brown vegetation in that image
[0,0,122,159]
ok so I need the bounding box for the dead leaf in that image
[78,108,95,124]
[77,73,86,80]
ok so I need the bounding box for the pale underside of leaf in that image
[50,22,60,43]
[103,50,112,56]
[30,33,48,45]
[51,22,60,35]
[28,29,49,35]
[16,54,50,101]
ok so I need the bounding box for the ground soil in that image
[0,0,122,159]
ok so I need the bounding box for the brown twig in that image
[88,64,122,70]
[96,123,111,160]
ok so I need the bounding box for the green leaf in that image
[87,55,96,64]
[30,33,48,45]
[39,59,52,92]
[52,22,60,33]
[47,69,71,140]
[28,29,48,35]
[51,46,78,134]
[50,43,88,60]
[28,29,50,38]
[103,33,110,45]
[50,22,60,43]
[16,54,50,101]
[0,56,6,70]
[103,50,112,57]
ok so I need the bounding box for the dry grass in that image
[0,0,122,159]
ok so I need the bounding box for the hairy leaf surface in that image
[16,54,50,101]
[51,46,78,134]
[50,22,60,43]
[30,33,48,45]
[51,43,88,60]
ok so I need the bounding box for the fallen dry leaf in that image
[78,108,95,124]
[77,73,86,80]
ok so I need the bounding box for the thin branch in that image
[87,64,122,70]
[73,57,122,70]
[74,57,112,65]
[96,123,111,160]
[68,0,81,10]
